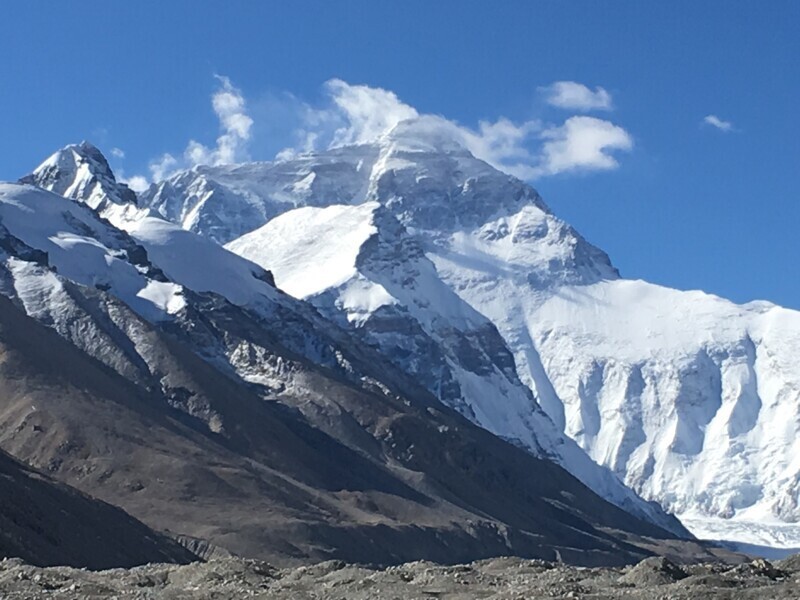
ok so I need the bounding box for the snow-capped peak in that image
[21,141,138,211]
[41,140,800,551]
[0,182,185,320]
[131,137,800,551]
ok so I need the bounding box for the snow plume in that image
[326,79,419,145]
[185,75,253,165]
[274,80,421,159]
[277,79,632,181]
[276,80,542,178]
[127,76,253,187]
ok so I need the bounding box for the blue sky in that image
[2,1,798,307]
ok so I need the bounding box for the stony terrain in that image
[1,554,799,599]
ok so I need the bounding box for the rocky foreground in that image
[2,554,799,599]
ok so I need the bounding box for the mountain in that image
[20,140,138,211]
[27,142,681,535]
[225,201,676,531]
[0,175,702,566]
[109,119,800,551]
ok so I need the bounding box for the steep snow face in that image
[113,215,279,307]
[228,202,529,422]
[131,120,800,547]
[228,202,486,329]
[434,249,800,527]
[139,145,381,244]
[230,203,385,305]
[20,142,138,211]
[0,183,184,320]
[227,201,681,535]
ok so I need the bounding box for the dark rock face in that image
[0,449,195,569]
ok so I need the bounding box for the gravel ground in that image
[1,554,800,599]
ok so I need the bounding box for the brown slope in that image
[0,289,690,567]
[0,448,194,569]
[0,292,424,564]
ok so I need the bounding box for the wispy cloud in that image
[123,175,149,193]
[277,79,632,180]
[541,81,613,111]
[129,77,633,186]
[149,154,179,181]
[106,147,141,189]
[703,114,734,132]
[185,75,253,165]
[124,76,254,188]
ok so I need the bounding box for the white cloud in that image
[132,77,633,185]
[110,147,125,159]
[455,117,542,180]
[278,79,631,181]
[703,114,734,132]
[541,81,613,111]
[123,175,149,193]
[114,165,150,193]
[184,75,253,165]
[148,153,179,181]
[533,116,634,176]
[117,154,176,191]
[126,75,254,185]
